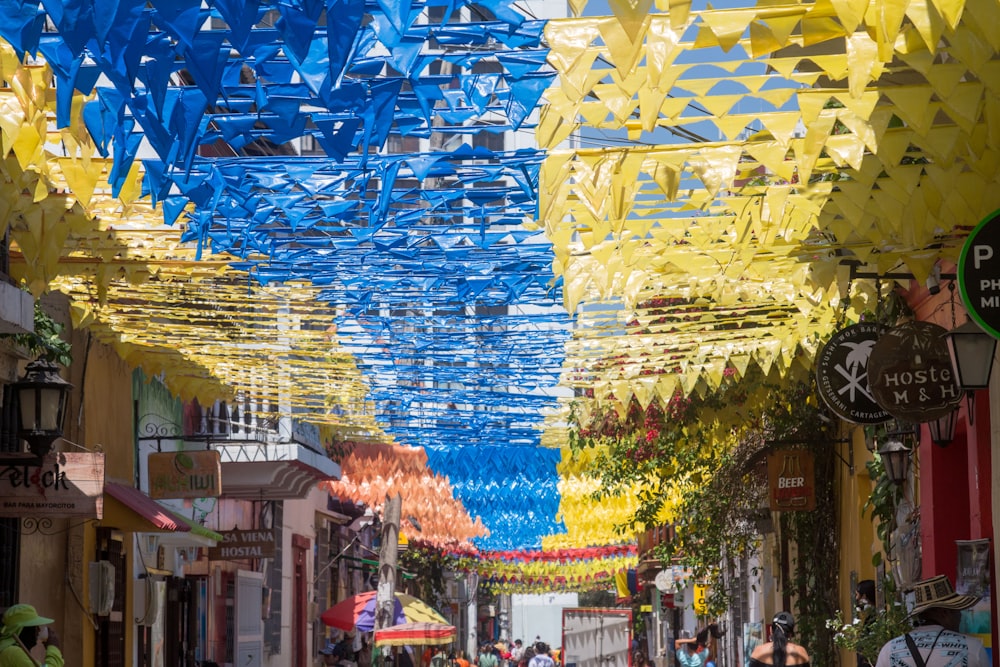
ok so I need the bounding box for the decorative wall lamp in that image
[927,409,959,447]
[878,439,911,486]
[14,358,72,459]
[944,320,998,424]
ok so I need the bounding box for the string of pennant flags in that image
[0,0,998,585]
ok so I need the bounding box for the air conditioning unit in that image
[134,577,161,626]
[89,560,115,616]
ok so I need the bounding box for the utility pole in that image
[375,493,402,633]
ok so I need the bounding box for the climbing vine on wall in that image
[1,299,72,366]
[399,542,461,610]
[570,370,841,625]
[781,439,839,667]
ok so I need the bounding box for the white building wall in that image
[510,592,580,649]
[265,484,330,667]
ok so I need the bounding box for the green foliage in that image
[569,375,839,622]
[578,589,617,607]
[860,421,908,569]
[1,301,72,366]
[863,454,904,565]
[827,602,911,664]
[399,543,460,610]
[781,443,839,667]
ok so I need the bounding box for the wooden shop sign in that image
[0,452,105,518]
[868,321,963,422]
[815,322,891,424]
[148,450,222,499]
[767,449,815,511]
[208,529,276,560]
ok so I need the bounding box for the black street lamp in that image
[945,320,997,424]
[14,358,72,458]
[928,409,959,447]
[878,439,911,486]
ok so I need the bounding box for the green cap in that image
[2,605,54,632]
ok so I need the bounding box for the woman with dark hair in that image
[749,612,810,667]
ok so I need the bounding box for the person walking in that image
[675,631,709,667]
[874,575,987,667]
[431,648,449,667]
[479,644,500,667]
[749,612,810,667]
[528,643,555,667]
[510,641,524,665]
[0,604,64,667]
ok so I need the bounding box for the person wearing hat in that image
[749,612,810,667]
[874,575,988,667]
[0,604,63,667]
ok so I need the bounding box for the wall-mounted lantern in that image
[14,358,72,458]
[944,320,997,424]
[878,439,911,486]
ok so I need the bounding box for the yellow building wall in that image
[835,426,879,667]
[19,295,138,667]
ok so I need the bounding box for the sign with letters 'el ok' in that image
[0,452,105,518]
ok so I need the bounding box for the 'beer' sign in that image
[767,449,815,511]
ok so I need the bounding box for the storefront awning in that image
[103,482,222,544]
[214,442,341,500]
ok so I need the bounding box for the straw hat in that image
[909,575,979,617]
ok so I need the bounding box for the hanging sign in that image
[815,323,891,423]
[958,209,1000,338]
[148,450,222,499]
[693,584,709,615]
[207,529,276,560]
[767,449,816,511]
[0,452,105,518]
[868,321,963,422]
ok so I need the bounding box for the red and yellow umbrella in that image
[321,591,448,632]
[374,622,457,647]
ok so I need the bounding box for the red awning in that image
[103,482,189,532]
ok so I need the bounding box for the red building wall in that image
[906,277,995,666]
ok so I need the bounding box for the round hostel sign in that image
[959,209,1000,338]
[815,322,891,424]
[868,321,963,422]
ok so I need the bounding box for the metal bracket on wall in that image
[766,438,855,474]
[842,259,955,283]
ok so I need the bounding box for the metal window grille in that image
[0,386,19,607]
